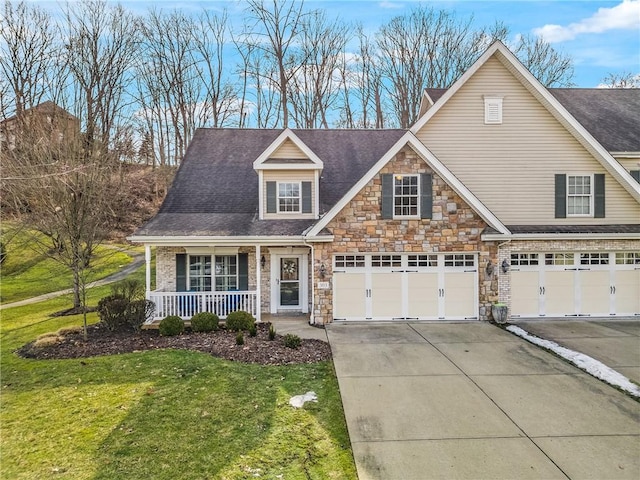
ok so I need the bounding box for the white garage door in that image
[510,251,640,318]
[333,253,478,321]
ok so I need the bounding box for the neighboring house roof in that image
[422,87,640,153]
[0,101,78,124]
[134,128,405,237]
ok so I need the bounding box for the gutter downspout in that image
[303,236,316,325]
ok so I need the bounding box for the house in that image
[0,101,79,153]
[129,42,640,325]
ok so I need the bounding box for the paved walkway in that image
[326,321,640,480]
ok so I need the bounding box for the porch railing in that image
[147,291,258,322]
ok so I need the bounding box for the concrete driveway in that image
[514,320,640,384]
[326,322,640,480]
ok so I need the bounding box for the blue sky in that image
[37,0,640,87]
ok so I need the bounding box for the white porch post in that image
[145,244,151,296]
[256,244,261,322]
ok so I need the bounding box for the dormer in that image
[253,129,324,220]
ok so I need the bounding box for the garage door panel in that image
[333,273,366,319]
[444,272,476,318]
[511,271,540,317]
[543,271,575,316]
[614,270,640,315]
[407,273,439,319]
[580,270,611,315]
[371,272,403,319]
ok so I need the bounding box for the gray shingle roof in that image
[137,129,405,237]
[425,87,640,152]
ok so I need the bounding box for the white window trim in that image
[277,181,302,214]
[187,254,239,292]
[393,174,420,219]
[567,174,594,217]
[483,96,503,124]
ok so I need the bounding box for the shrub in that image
[236,332,244,345]
[190,312,219,333]
[33,335,63,348]
[57,326,83,336]
[225,310,255,331]
[248,323,257,337]
[268,324,276,341]
[97,295,129,331]
[127,299,156,331]
[111,278,145,302]
[283,334,301,349]
[159,315,184,336]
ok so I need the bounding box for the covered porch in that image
[140,242,315,324]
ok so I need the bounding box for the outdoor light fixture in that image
[501,259,509,274]
[319,263,327,278]
[485,261,494,277]
[260,255,266,269]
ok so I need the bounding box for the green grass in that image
[0,269,356,479]
[0,226,135,304]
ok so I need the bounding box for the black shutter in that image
[381,174,393,219]
[594,173,605,218]
[176,253,187,292]
[554,174,566,218]
[420,173,433,219]
[266,181,277,213]
[238,253,248,291]
[631,170,640,183]
[301,181,312,213]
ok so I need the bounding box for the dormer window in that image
[484,96,503,124]
[278,182,301,213]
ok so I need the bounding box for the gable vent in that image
[484,96,503,124]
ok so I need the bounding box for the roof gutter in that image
[127,234,334,246]
[482,232,640,241]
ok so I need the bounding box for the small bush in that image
[248,323,257,337]
[268,324,276,341]
[225,310,255,331]
[111,278,145,302]
[97,295,129,331]
[127,299,155,331]
[57,326,83,336]
[190,312,219,333]
[33,335,63,348]
[283,334,301,349]
[236,332,244,345]
[159,315,184,336]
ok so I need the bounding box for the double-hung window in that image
[189,255,212,291]
[394,174,419,217]
[214,255,238,291]
[188,255,238,291]
[278,182,301,213]
[567,175,592,216]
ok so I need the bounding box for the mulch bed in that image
[17,323,332,365]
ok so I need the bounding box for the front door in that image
[279,257,300,308]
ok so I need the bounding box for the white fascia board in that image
[255,163,322,170]
[127,235,310,246]
[306,131,510,237]
[611,152,640,159]
[481,232,640,241]
[253,128,324,170]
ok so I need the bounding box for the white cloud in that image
[533,0,640,43]
[378,1,405,9]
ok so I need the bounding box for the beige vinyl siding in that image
[263,170,316,219]
[615,156,640,174]
[415,57,639,225]
[270,139,308,159]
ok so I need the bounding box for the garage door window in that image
[545,253,574,265]
[444,254,475,267]
[510,253,539,266]
[371,254,402,267]
[334,255,365,268]
[580,253,609,265]
[408,254,438,267]
[616,252,640,264]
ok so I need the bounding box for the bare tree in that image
[512,34,574,87]
[599,71,640,88]
[0,0,63,119]
[288,10,350,128]
[244,0,312,128]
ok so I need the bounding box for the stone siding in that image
[313,147,499,324]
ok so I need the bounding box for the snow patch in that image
[506,325,640,398]
[289,391,318,408]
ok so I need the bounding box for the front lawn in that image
[1,290,356,479]
[0,226,135,304]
